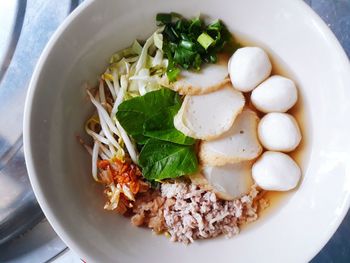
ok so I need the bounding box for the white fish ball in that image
[252,151,301,191]
[228,47,272,92]
[258,113,301,152]
[251,75,298,113]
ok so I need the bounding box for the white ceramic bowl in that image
[24,0,350,262]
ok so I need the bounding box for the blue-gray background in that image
[0,0,348,262]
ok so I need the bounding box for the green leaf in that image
[138,139,198,180]
[132,134,150,144]
[116,89,181,141]
[143,105,195,145]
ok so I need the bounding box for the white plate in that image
[23,0,350,262]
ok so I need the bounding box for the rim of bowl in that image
[23,0,350,261]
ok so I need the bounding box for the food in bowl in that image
[79,13,302,244]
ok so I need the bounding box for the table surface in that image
[0,0,349,262]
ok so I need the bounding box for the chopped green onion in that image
[207,19,222,31]
[180,40,195,50]
[193,54,202,70]
[175,19,188,31]
[170,27,179,39]
[156,13,235,82]
[197,32,215,50]
[163,26,178,42]
[209,54,217,63]
[156,13,172,24]
[189,17,202,33]
[167,67,181,82]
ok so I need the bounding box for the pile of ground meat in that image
[130,182,267,244]
[130,189,167,233]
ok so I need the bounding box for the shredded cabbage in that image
[109,40,142,64]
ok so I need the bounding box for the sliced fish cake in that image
[174,84,245,140]
[199,109,262,166]
[160,58,229,95]
[190,161,254,200]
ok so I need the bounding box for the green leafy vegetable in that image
[144,105,195,145]
[116,88,181,140]
[116,88,198,181]
[138,138,198,180]
[156,13,234,81]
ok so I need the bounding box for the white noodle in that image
[99,151,109,160]
[96,109,122,151]
[105,79,117,100]
[85,127,110,145]
[87,90,122,138]
[108,143,117,156]
[99,142,113,159]
[112,70,120,95]
[115,120,138,164]
[110,93,122,118]
[98,80,106,104]
[92,141,99,181]
[111,75,128,117]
